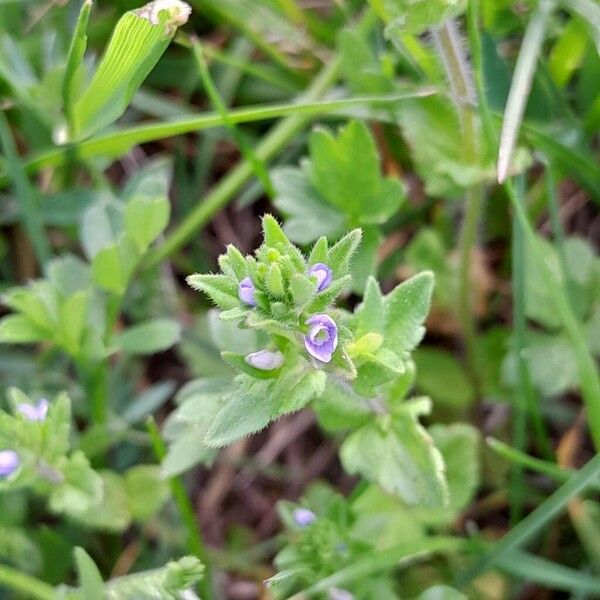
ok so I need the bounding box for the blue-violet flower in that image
[328,588,354,600]
[17,398,49,422]
[238,277,256,306]
[245,349,284,371]
[293,507,316,527]
[0,450,19,478]
[307,263,333,292]
[304,314,338,363]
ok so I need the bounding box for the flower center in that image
[310,325,330,345]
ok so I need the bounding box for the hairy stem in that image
[432,20,482,390]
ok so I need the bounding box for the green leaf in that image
[372,0,467,35]
[71,1,191,139]
[204,377,275,447]
[105,556,204,599]
[326,229,362,279]
[414,348,475,409]
[58,290,88,356]
[124,196,170,253]
[353,276,386,338]
[115,318,181,355]
[272,167,345,245]
[0,315,49,344]
[313,379,373,433]
[92,236,140,295]
[338,28,395,95]
[414,424,480,525]
[308,121,405,224]
[186,273,241,310]
[47,254,91,296]
[125,465,169,522]
[49,451,104,518]
[261,214,305,270]
[340,409,448,506]
[80,195,124,260]
[397,97,490,196]
[74,547,105,600]
[383,271,434,355]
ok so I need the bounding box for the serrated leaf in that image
[353,276,386,338]
[308,120,405,224]
[383,271,434,355]
[414,423,480,525]
[204,378,275,447]
[115,318,181,355]
[375,0,466,35]
[187,273,240,310]
[340,410,447,506]
[272,167,345,245]
[326,229,362,279]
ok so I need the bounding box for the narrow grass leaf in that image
[190,36,274,197]
[458,451,600,585]
[62,0,92,134]
[497,0,555,183]
[500,550,600,594]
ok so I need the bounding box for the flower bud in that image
[292,507,316,527]
[307,263,333,292]
[238,277,257,306]
[244,350,284,371]
[17,398,49,422]
[0,450,19,478]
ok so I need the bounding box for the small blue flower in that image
[238,277,257,306]
[0,450,19,478]
[17,398,49,422]
[293,507,316,527]
[307,263,333,292]
[245,349,284,371]
[304,314,338,363]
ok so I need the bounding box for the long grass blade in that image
[497,0,555,183]
[190,36,274,197]
[468,0,600,450]
[0,89,436,188]
[500,550,600,594]
[459,450,600,585]
[62,0,92,135]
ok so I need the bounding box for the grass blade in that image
[468,0,600,450]
[0,89,436,188]
[190,35,274,197]
[487,437,600,492]
[62,0,92,136]
[497,0,555,183]
[501,550,600,594]
[458,451,600,585]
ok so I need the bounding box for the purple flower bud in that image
[238,277,256,306]
[17,398,49,422]
[303,314,338,363]
[307,263,333,292]
[328,588,354,600]
[293,507,316,527]
[245,349,284,371]
[0,450,19,478]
